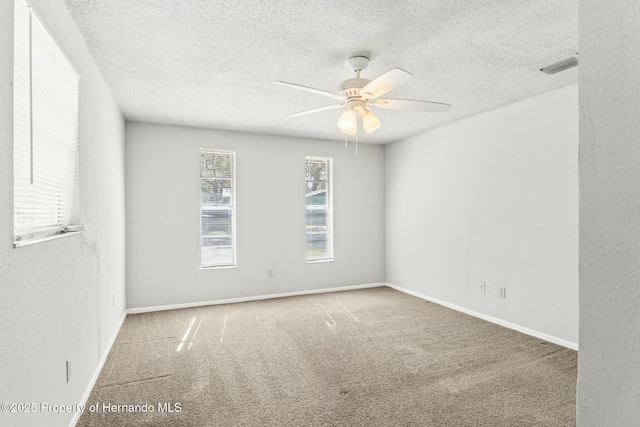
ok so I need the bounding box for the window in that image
[13,0,81,247]
[200,149,236,268]
[305,156,333,261]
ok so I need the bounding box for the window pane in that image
[201,178,233,205]
[306,181,327,197]
[201,243,234,267]
[202,152,233,178]
[306,190,327,205]
[305,159,327,182]
[202,208,232,236]
[306,207,327,228]
[306,233,328,259]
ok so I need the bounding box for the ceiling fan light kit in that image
[362,108,382,133]
[338,108,357,133]
[274,55,451,150]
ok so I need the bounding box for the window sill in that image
[14,230,84,248]
[306,258,334,264]
[200,265,237,270]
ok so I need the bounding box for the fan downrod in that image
[340,56,371,97]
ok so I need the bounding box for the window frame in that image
[199,148,237,269]
[13,0,83,248]
[305,156,334,263]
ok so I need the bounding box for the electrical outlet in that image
[268,268,274,277]
[66,357,71,383]
[499,287,506,298]
[480,282,486,293]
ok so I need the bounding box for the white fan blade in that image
[287,104,344,118]
[273,81,345,101]
[359,69,412,100]
[371,98,451,113]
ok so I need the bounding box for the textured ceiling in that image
[63,0,577,144]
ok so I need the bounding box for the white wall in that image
[578,1,640,425]
[0,1,126,426]
[385,85,578,345]
[125,123,385,309]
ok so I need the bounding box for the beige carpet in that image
[77,287,577,426]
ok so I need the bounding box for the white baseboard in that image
[69,310,127,427]
[385,283,578,351]
[126,282,385,314]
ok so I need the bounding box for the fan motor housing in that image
[339,77,370,97]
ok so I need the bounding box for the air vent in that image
[540,54,578,75]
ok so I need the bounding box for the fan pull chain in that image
[345,134,348,148]
[356,131,358,155]
[355,112,359,155]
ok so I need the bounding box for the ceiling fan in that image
[274,56,451,137]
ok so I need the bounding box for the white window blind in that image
[305,156,333,261]
[200,149,236,268]
[13,0,81,246]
